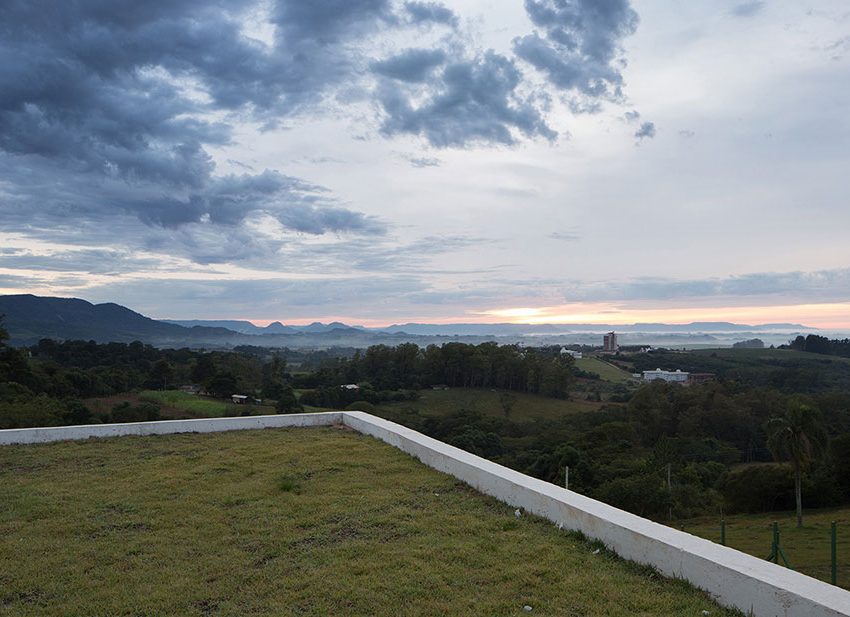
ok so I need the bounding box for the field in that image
[574,357,634,383]
[680,506,850,589]
[85,391,276,419]
[372,387,604,422]
[0,427,741,616]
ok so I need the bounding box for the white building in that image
[560,348,583,359]
[642,368,689,383]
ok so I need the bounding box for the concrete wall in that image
[2,411,849,616]
[0,412,343,445]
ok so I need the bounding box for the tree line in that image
[785,334,850,358]
[294,342,575,397]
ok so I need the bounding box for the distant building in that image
[231,394,249,404]
[642,369,689,384]
[340,384,360,391]
[687,373,715,385]
[561,348,583,359]
[603,332,619,353]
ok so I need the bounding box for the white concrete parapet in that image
[2,411,849,616]
[0,411,343,445]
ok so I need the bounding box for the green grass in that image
[0,428,742,616]
[575,357,634,383]
[374,387,603,422]
[139,390,274,417]
[680,507,850,589]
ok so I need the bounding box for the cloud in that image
[0,0,403,264]
[377,51,557,147]
[634,121,656,141]
[623,110,641,122]
[0,249,164,275]
[559,268,850,304]
[0,273,52,288]
[0,0,649,293]
[825,36,850,60]
[405,156,441,168]
[404,1,459,27]
[371,48,448,82]
[513,0,639,106]
[548,231,581,241]
[730,2,765,18]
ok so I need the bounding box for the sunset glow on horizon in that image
[237,301,850,330]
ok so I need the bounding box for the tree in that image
[275,385,301,413]
[206,372,239,398]
[262,355,289,399]
[150,359,174,390]
[829,432,850,500]
[766,401,828,527]
[0,314,8,350]
[191,354,217,384]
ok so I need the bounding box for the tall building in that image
[603,331,618,353]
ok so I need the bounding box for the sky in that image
[1,0,849,328]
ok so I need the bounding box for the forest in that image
[3,317,850,524]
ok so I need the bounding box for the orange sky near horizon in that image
[244,301,850,330]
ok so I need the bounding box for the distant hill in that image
[0,295,236,346]
[297,321,358,333]
[164,319,297,335]
[375,321,813,336]
[163,319,357,334]
[0,294,825,349]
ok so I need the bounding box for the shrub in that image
[720,464,794,513]
[110,402,161,423]
[593,474,671,519]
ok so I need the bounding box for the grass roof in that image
[1,427,740,616]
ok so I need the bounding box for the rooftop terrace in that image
[1,426,737,616]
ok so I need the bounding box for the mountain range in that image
[0,294,819,349]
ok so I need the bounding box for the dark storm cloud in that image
[371,0,642,146]
[513,0,639,105]
[404,1,459,27]
[0,0,644,271]
[0,0,400,261]
[371,49,448,82]
[377,52,557,147]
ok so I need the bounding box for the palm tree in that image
[766,401,828,528]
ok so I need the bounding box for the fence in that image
[684,516,850,590]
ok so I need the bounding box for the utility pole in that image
[667,463,672,521]
[565,466,569,491]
